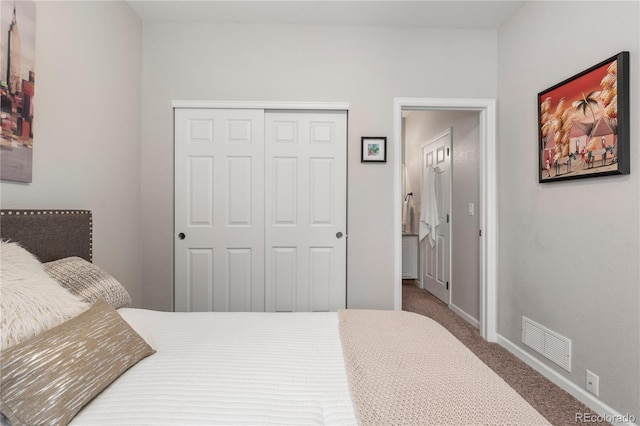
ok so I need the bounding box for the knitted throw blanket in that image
[338,310,550,425]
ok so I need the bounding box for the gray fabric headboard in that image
[0,210,92,262]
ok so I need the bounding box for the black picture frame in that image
[538,51,629,183]
[361,137,387,163]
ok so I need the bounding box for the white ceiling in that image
[126,0,523,29]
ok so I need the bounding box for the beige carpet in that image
[402,281,608,426]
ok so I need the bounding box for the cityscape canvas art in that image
[1,0,36,183]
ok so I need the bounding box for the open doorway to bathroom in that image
[393,98,497,342]
[401,109,481,329]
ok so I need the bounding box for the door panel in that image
[265,111,347,312]
[175,108,265,312]
[187,156,213,226]
[273,158,298,224]
[273,247,297,312]
[227,157,253,226]
[227,248,252,311]
[421,128,451,304]
[310,158,334,224]
[187,248,213,312]
[310,247,333,311]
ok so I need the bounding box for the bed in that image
[0,209,550,425]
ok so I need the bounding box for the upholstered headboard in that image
[0,210,92,262]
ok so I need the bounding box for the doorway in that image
[393,98,497,342]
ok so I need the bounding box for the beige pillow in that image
[0,299,155,426]
[0,241,89,350]
[45,256,132,309]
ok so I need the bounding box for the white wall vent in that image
[522,317,571,371]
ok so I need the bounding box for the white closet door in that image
[174,108,265,312]
[264,111,347,312]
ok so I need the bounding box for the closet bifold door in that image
[264,110,347,312]
[174,108,265,312]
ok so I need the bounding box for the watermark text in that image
[576,412,636,423]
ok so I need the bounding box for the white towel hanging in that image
[402,193,414,233]
[402,198,409,228]
[419,167,439,247]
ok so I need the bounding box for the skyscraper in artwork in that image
[6,2,22,95]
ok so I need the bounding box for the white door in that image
[174,108,265,312]
[264,111,347,312]
[420,128,451,304]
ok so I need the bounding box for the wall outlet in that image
[586,370,599,396]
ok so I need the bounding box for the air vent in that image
[522,317,571,371]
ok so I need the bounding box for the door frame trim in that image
[172,100,350,110]
[393,97,497,342]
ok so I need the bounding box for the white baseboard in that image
[449,303,479,329]
[497,334,638,426]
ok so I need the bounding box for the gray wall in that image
[0,2,144,306]
[140,22,498,311]
[404,110,480,324]
[498,1,639,417]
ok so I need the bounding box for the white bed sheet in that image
[71,309,357,425]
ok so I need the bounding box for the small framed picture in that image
[361,137,387,163]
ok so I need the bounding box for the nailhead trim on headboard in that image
[0,210,93,262]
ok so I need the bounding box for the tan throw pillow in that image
[0,299,155,426]
[44,256,132,309]
[0,241,89,350]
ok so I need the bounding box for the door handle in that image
[336,232,344,239]
[178,232,186,240]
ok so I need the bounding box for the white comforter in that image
[71,310,357,425]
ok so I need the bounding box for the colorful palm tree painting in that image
[537,52,629,182]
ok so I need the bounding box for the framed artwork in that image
[538,51,629,183]
[0,0,36,183]
[361,137,386,163]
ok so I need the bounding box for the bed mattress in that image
[71,310,357,425]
